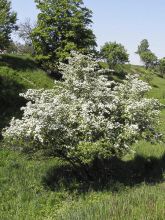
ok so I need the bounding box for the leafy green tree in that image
[32,0,97,70]
[136,39,150,54]
[136,39,157,69]
[100,42,129,68]
[6,41,34,55]
[140,51,157,69]
[158,57,165,77]
[0,0,17,50]
[5,40,18,53]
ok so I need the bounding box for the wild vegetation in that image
[0,0,17,50]
[31,0,97,72]
[0,54,54,136]
[136,39,158,69]
[0,0,165,219]
[0,54,165,220]
[100,42,129,68]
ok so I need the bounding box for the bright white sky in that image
[11,0,165,65]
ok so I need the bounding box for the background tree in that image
[32,0,97,71]
[140,51,157,69]
[18,18,34,55]
[136,39,157,69]
[100,42,129,68]
[5,40,18,53]
[0,0,17,51]
[6,41,34,55]
[18,18,34,45]
[136,39,150,55]
[158,57,165,77]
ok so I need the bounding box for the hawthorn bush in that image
[3,53,161,169]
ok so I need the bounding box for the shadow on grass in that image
[0,75,26,138]
[152,84,159,88]
[42,153,165,193]
[0,54,38,71]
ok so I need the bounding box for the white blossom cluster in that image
[3,53,161,163]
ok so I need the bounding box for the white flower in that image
[3,52,161,162]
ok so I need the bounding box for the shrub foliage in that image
[3,53,161,167]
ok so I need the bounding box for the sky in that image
[11,0,165,65]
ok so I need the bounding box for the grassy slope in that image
[0,58,165,220]
[0,54,54,135]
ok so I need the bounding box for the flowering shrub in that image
[3,53,161,166]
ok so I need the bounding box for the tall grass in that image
[56,183,165,220]
[0,57,165,219]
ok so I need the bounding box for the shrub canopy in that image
[3,53,161,166]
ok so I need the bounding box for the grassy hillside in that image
[0,57,164,220]
[0,54,54,136]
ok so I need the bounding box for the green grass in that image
[56,183,165,220]
[0,54,54,89]
[0,54,54,136]
[0,150,69,220]
[0,57,165,220]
